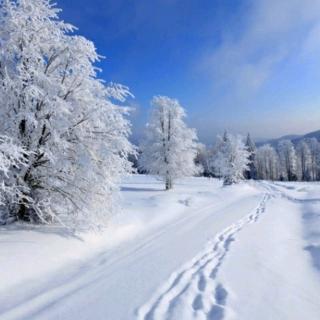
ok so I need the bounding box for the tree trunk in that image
[17,201,30,221]
[165,177,172,190]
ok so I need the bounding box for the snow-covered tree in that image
[195,143,211,177]
[0,136,26,180]
[306,138,320,181]
[296,140,312,181]
[207,135,224,178]
[213,133,250,185]
[0,135,29,223]
[244,133,256,180]
[255,144,279,180]
[278,140,297,181]
[0,0,134,225]
[139,96,199,190]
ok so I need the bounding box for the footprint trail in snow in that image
[137,193,270,320]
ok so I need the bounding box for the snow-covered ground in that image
[0,175,320,319]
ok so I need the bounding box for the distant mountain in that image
[300,130,320,140]
[279,134,302,141]
[256,130,320,147]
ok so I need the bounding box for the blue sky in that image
[59,0,320,143]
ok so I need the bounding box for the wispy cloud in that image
[201,0,320,97]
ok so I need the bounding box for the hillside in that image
[257,129,320,147]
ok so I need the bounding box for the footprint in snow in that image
[137,193,270,320]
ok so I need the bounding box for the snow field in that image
[0,176,262,320]
[216,184,320,320]
[137,194,270,320]
[1,176,320,319]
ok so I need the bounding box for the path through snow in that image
[137,181,320,320]
[137,194,270,320]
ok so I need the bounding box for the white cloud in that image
[201,0,320,96]
[302,22,320,55]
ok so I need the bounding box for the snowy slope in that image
[216,195,320,320]
[0,176,320,319]
[137,181,320,320]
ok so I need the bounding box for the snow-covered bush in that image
[213,133,250,185]
[0,0,134,226]
[139,96,199,190]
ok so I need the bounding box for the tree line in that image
[136,100,320,188]
[197,135,320,183]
